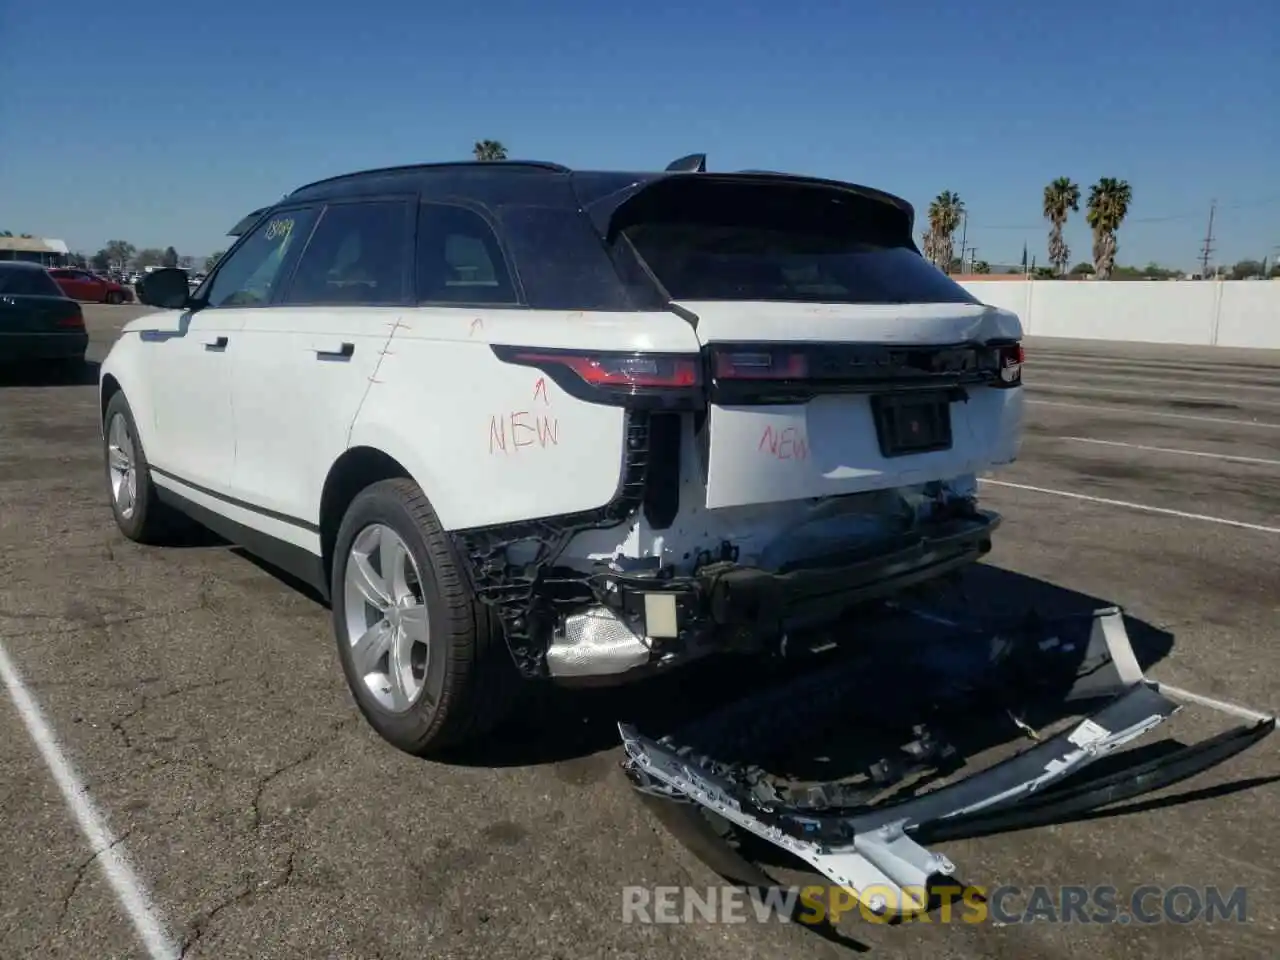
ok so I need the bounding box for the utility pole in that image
[958,212,968,274]
[1199,199,1216,278]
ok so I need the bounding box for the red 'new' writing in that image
[759,425,808,461]
[490,412,560,454]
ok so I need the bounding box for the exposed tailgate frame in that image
[618,606,1274,917]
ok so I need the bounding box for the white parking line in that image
[1031,382,1280,408]
[1029,371,1280,394]
[978,479,1280,534]
[1058,436,1280,467]
[0,642,179,960]
[1027,399,1280,429]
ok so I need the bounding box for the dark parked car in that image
[0,262,88,367]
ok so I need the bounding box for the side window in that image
[203,207,317,308]
[416,203,518,305]
[281,201,410,305]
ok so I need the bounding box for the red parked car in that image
[47,268,132,304]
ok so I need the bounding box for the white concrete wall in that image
[958,280,1280,350]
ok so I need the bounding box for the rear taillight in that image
[511,351,698,388]
[996,342,1024,386]
[57,307,84,329]
[492,346,702,407]
[712,350,809,380]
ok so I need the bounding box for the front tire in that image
[330,479,521,756]
[105,290,123,305]
[103,392,183,544]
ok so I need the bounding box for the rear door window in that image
[416,203,518,305]
[616,179,978,305]
[281,200,413,305]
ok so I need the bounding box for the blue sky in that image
[2,0,1276,270]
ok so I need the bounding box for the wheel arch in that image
[99,372,123,429]
[318,446,415,589]
[97,335,159,452]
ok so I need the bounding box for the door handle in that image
[204,336,228,350]
[314,342,355,360]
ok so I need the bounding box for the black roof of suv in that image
[230,156,916,238]
[218,155,958,314]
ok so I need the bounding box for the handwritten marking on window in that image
[263,218,295,242]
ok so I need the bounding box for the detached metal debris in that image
[618,605,1274,919]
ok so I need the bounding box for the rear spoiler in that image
[585,168,918,246]
[227,206,269,237]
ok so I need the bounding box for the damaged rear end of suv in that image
[454,162,1025,688]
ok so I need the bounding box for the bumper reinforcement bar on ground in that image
[617,607,1274,918]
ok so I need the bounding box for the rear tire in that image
[330,478,522,756]
[105,290,123,305]
[103,392,186,544]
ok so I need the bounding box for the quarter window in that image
[203,207,318,308]
[416,203,517,305]
[282,201,411,305]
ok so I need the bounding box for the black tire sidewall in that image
[330,482,456,749]
[103,392,155,540]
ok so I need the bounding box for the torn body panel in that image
[618,607,1276,919]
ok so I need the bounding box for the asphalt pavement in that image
[1,306,1277,959]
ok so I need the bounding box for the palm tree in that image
[1042,177,1080,276]
[1086,178,1132,279]
[472,140,508,161]
[925,191,965,273]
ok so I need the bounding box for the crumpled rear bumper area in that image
[693,511,999,633]
[544,510,998,681]
[617,606,1275,918]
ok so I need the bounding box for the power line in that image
[964,194,1280,232]
[1199,200,1216,277]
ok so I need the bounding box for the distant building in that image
[0,236,69,266]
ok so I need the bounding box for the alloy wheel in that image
[342,523,431,713]
[106,413,138,520]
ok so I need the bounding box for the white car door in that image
[147,206,319,499]
[141,305,244,494]
[226,198,414,532]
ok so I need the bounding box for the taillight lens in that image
[712,350,809,380]
[505,351,700,389]
[57,307,84,329]
[997,342,1024,385]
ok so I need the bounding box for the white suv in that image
[100,158,1024,755]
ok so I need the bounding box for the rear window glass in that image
[0,266,62,296]
[617,180,978,306]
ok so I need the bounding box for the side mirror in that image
[136,268,192,309]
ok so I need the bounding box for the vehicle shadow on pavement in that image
[0,359,101,388]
